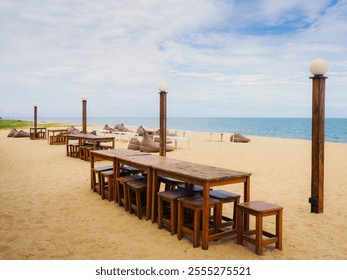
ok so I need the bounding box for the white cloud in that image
[0,0,346,118]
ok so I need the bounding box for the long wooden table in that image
[90,149,251,250]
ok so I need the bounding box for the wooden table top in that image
[68,134,115,141]
[91,149,250,182]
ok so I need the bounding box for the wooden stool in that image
[120,165,142,175]
[236,201,283,255]
[128,179,147,219]
[177,194,221,248]
[157,189,193,235]
[151,176,185,222]
[210,190,240,233]
[177,183,204,193]
[66,143,79,157]
[100,170,114,201]
[91,165,113,193]
[116,174,145,211]
[158,176,184,191]
[80,144,93,161]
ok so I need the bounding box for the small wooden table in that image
[47,129,68,145]
[67,134,115,159]
[30,127,47,140]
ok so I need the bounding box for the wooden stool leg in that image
[277,209,283,250]
[91,171,96,191]
[100,174,105,200]
[107,176,113,202]
[170,200,176,235]
[158,196,163,229]
[177,201,183,240]
[193,209,200,248]
[136,191,142,219]
[236,207,243,245]
[255,214,263,255]
[113,180,118,202]
[233,197,240,229]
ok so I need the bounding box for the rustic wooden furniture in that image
[47,129,68,145]
[116,174,145,211]
[152,159,251,250]
[67,134,115,159]
[157,189,193,235]
[90,149,251,250]
[100,170,114,201]
[236,201,283,255]
[177,194,221,248]
[178,184,203,193]
[128,178,148,219]
[158,176,184,191]
[91,165,113,193]
[210,190,240,232]
[30,127,47,140]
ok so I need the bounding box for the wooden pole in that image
[309,75,326,213]
[82,100,87,134]
[34,105,37,128]
[159,91,167,157]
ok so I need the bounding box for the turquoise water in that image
[36,117,347,143]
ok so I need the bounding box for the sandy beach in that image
[0,126,346,260]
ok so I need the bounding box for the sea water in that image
[35,117,347,143]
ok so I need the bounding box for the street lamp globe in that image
[158,83,168,92]
[310,58,328,76]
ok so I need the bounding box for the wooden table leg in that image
[90,153,95,189]
[202,183,210,250]
[244,176,251,230]
[146,168,152,221]
[151,170,157,223]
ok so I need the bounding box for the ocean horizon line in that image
[3,116,347,143]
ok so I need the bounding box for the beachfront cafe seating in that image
[236,201,283,255]
[157,188,193,235]
[128,178,148,220]
[177,194,221,248]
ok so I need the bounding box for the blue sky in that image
[1,0,346,118]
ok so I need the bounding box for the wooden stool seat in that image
[116,174,146,211]
[158,176,184,191]
[237,201,283,255]
[121,165,142,175]
[91,165,113,193]
[100,170,114,201]
[210,190,240,231]
[128,179,148,219]
[157,189,193,235]
[177,194,221,248]
[177,184,204,193]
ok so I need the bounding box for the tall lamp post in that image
[33,102,38,128]
[81,95,88,134]
[309,58,328,213]
[158,83,168,157]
